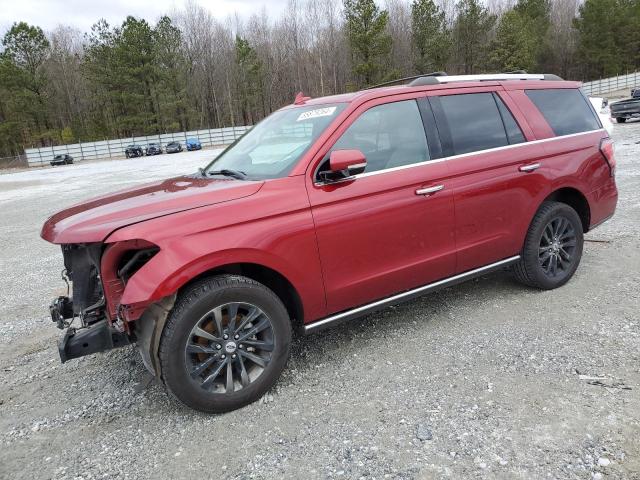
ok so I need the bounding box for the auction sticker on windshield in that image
[297,107,337,121]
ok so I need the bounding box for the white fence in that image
[25,126,251,167]
[582,71,640,96]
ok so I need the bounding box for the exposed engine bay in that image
[49,244,131,362]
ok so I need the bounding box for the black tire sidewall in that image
[160,277,292,413]
[522,202,584,289]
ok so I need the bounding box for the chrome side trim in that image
[304,255,521,334]
[313,129,605,186]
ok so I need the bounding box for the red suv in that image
[42,73,617,412]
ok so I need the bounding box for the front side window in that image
[525,88,601,136]
[206,103,346,179]
[436,92,516,156]
[327,100,430,174]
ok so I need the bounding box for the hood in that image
[41,175,264,244]
[610,98,640,107]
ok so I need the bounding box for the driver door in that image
[306,98,457,315]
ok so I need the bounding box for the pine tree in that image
[453,0,496,74]
[489,10,538,72]
[0,22,52,146]
[411,0,451,73]
[574,0,624,78]
[343,0,393,86]
[235,36,264,126]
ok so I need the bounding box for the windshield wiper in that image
[206,168,247,180]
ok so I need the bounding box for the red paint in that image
[41,79,618,328]
[329,149,366,172]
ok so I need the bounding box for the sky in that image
[0,0,289,34]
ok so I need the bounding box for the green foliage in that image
[489,10,538,72]
[453,0,496,74]
[235,36,264,125]
[343,0,392,86]
[0,22,51,150]
[1,1,640,158]
[83,16,192,137]
[411,0,451,72]
[61,126,74,144]
[574,0,640,78]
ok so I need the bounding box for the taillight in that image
[599,138,616,176]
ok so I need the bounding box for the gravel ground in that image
[0,125,639,480]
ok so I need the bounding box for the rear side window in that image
[525,88,601,136]
[435,92,524,156]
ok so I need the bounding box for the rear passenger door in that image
[428,89,547,273]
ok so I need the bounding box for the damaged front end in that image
[50,242,158,363]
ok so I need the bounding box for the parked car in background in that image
[186,137,202,151]
[145,143,163,155]
[42,73,617,414]
[166,141,183,153]
[589,97,613,134]
[610,88,640,123]
[125,144,144,158]
[50,154,73,166]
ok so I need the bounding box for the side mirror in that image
[319,149,367,183]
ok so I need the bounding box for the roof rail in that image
[431,73,545,83]
[410,72,564,86]
[367,72,564,90]
[366,71,448,89]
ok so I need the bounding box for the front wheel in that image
[513,201,584,290]
[159,275,292,413]
[617,117,627,123]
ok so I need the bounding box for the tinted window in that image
[330,100,429,174]
[525,88,600,136]
[437,93,509,155]
[495,96,525,144]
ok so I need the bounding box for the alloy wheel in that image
[184,302,275,394]
[538,215,577,278]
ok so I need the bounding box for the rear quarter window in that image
[525,88,601,136]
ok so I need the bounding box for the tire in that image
[617,117,626,123]
[513,201,584,290]
[159,275,292,413]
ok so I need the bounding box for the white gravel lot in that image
[0,126,639,480]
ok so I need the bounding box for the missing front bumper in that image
[58,320,131,363]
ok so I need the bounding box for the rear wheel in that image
[513,201,584,290]
[616,117,627,123]
[159,275,292,413]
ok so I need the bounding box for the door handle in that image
[519,163,541,172]
[415,185,444,196]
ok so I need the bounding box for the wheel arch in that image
[176,262,305,329]
[542,187,591,232]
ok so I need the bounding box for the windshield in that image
[205,103,346,179]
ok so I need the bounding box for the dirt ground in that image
[0,124,639,480]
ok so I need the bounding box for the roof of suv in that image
[298,73,581,107]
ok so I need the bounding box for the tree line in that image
[1,0,639,157]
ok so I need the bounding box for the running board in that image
[304,256,520,334]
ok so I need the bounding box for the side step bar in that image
[304,256,520,334]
